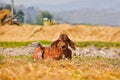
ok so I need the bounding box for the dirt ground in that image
[0,24,120,42]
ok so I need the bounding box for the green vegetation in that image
[0,41,51,48]
[0,54,4,62]
[0,41,120,48]
[0,41,32,48]
[36,11,53,25]
[39,40,51,45]
[76,41,120,48]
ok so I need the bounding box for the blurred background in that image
[0,0,120,26]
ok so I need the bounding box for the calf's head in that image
[57,34,76,50]
[51,40,68,51]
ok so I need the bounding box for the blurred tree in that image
[4,4,11,10]
[17,10,24,23]
[0,7,3,10]
[36,11,53,25]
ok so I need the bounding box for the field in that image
[0,24,120,80]
[0,24,120,42]
[0,55,120,80]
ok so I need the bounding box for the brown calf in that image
[33,34,76,61]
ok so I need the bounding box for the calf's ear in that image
[67,38,76,50]
[51,40,60,48]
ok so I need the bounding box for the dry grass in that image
[0,24,120,42]
[0,55,120,80]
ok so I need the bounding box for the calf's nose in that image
[62,45,66,49]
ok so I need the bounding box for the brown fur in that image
[33,44,44,61]
[33,34,76,61]
[57,34,76,50]
[52,34,76,59]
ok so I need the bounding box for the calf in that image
[33,34,76,61]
